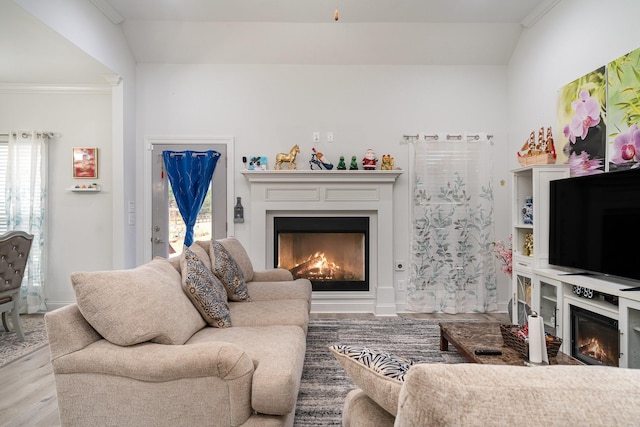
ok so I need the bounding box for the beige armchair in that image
[0,230,33,341]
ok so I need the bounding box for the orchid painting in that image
[607,47,640,171]
[556,66,606,176]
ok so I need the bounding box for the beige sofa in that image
[45,238,312,427]
[341,363,640,426]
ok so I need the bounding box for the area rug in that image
[294,317,468,426]
[0,314,48,368]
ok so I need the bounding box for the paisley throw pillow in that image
[210,240,251,302]
[181,247,231,328]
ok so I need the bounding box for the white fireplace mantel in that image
[241,169,403,315]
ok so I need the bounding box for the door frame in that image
[143,135,235,262]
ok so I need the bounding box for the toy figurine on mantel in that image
[349,156,359,170]
[337,156,347,170]
[362,148,378,170]
[380,154,394,170]
[309,147,334,170]
[274,144,300,170]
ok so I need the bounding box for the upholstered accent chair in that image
[0,230,33,341]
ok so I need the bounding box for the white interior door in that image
[150,143,227,258]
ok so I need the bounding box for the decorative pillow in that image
[217,237,254,282]
[181,247,232,328]
[72,257,206,346]
[187,241,212,271]
[210,240,251,302]
[329,344,414,416]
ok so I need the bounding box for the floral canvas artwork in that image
[556,66,606,176]
[607,46,640,172]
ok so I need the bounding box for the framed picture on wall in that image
[72,147,98,178]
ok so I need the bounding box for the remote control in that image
[474,349,502,356]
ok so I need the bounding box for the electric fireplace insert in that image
[274,216,369,291]
[570,304,619,367]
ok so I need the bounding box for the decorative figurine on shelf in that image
[523,232,534,257]
[362,148,378,170]
[336,156,347,170]
[349,156,359,170]
[380,154,394,170]
[274,144,300,170]
[522,197,533,225]
[309,147,334,170]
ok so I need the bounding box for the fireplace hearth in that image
[274,216,369,291]
[570,304,619,367]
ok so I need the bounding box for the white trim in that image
[142,135,235,262]
[0,83,111,95]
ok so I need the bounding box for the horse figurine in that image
[275,144,300,170]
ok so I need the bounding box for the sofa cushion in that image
[343,389,395,427]
[187,324,307,416]
[71,257,205,346]
[228,299,310,333]
[181,247,232,328]
[210,240,251,302]
[329,344,414,416]
[217,237,254,282]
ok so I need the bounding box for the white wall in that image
[508,0,640,163]
[137,63,512,309]
[15,0,138,270]
[0,90,113,308]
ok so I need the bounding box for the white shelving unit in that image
[510,165,570,324]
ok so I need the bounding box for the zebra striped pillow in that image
[330,344,414,381]
[329,344,415,416]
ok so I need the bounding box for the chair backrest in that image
[0,231,33,294]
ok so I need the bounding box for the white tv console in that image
[532,267,640,369]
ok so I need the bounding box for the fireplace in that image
[274,217,369,291]
[570,305,619,367]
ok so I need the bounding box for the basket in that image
[499,324,562,358]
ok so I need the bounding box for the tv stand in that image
[557,271,597,276]
[534,267,640,369]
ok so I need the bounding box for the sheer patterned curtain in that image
[5,131,48,313]
[407,132,497,313]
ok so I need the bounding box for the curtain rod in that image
[402,133,494,142]
[0,131,57,138]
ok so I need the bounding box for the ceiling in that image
[1,0,559,85]
[0,1,114,85]
[108,0,559,66]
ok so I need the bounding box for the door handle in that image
[152,237,167,244]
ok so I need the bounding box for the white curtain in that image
[407,132,497,313]
[6,131,48,313]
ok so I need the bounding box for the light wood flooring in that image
[0,312,508,426]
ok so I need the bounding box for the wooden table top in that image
[439,321,582,366]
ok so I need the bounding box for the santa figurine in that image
[362,149,378,170]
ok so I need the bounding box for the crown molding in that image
[89,0,124,25]
[0,83,112,95]
[521,0,561,28]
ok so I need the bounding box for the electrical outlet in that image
[327,131,334,143]
[398,280,405,291]
[313,132,320,143]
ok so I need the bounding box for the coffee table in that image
[439,322,582,365]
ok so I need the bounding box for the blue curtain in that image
[162,150,220,247]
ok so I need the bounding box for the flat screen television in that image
[549,168,640,282]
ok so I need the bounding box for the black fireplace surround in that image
[274,216,369,291]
